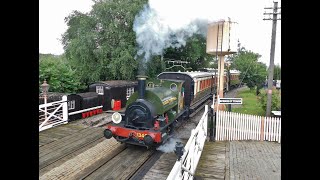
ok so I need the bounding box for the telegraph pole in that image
[263,1,281,117]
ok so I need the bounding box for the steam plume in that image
[156,138,182,153]
[133,0,234,62]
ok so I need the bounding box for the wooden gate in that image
[39,95,68,132]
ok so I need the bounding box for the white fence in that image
[167,105,209,180]
[39,95,68,132]
[215,110,281,143]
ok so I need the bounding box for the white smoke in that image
[156,137,182,153]
[133,0,238,62]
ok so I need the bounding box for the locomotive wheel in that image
[103,129,113,139]
[143,135,154,147]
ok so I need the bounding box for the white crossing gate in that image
[215,110,281,143]
[39,95,68,132]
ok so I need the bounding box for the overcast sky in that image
[39,0,281,67]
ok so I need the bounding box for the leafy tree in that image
[229,47,267,94]
[273,64,281,80]
[62,0,148,84]
[258,87,281,111]
[62,0,220,84]
[254,62,268,95]
[39,54,86,93]
[163,34,214,71]
[146,56,166,78]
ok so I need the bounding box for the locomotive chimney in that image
[137,75,148,99]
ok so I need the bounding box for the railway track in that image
[130,99,212,180]
[39,122,158,180]
[39,99,212,180]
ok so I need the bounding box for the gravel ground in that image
[174,109,205,140]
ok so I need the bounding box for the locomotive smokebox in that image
[137,75,148,99]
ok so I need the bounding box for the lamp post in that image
[41,80,50,121]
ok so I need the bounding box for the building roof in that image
[159,71,214,79]
[92,80,137,87]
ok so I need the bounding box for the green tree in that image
[163,34,214,71]
[39,54,86,93]
[62,0,148,84]
[273,64,281,80]
[230,47,267,94]
[146,56,166,78]
[259,88,281,111]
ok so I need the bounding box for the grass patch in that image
[232,87,265,116]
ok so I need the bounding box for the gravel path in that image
[224,86,249,108]
[224,86,248,98]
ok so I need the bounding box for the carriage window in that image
[147,82,154,88]
[96,86,104,95]
[68,100,75,110]
[170,83,177,91]
[126,87,135,99]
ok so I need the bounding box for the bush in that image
[39,54,86,93]
[258,87,281,111]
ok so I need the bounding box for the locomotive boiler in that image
[103,75,187,148]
